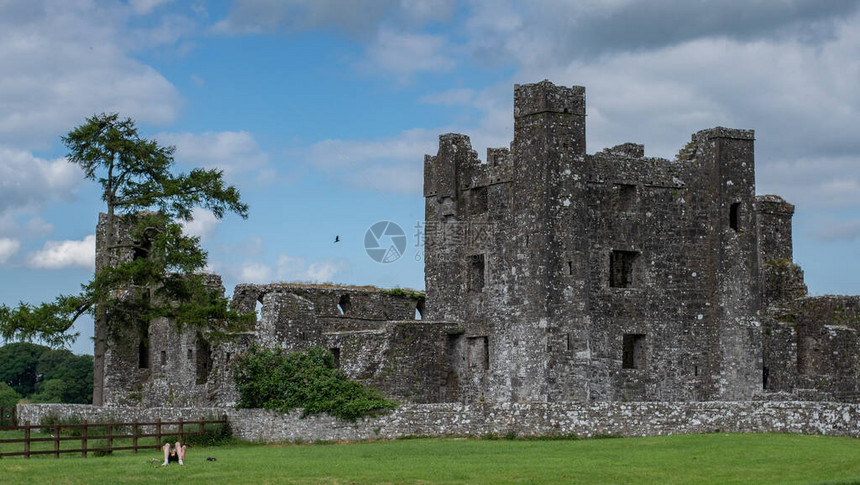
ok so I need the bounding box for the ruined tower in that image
[424,81,765,402]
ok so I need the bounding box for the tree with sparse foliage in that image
[0,113,253,404]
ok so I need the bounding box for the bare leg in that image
[175,442,185,464]
[162,443,170,465]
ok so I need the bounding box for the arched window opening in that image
[255,298,263,322]
[414,299,425,320]
[337,294,351,315]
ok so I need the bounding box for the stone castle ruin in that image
[100,80,860,409]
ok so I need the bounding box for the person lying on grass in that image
[162,441,186,466]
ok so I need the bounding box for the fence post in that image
[178,417,184,444]
[133,419,139,453]
[54,422,60,458]
[81,419,88,458]
[156,418,162,448]
[107,420,113,454]
[12,406,16,427]
[24,420,30,459]
[199,415,204,437]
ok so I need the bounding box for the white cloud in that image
[0,146,81,214]
[398,0,456,24]
[180,207,220,240]
[0,1,183,149]
[27,234,96,270]
[24,218,54,238]
[365,29,455,79]
[226,255,344,285]
[238,261,272,284]
[214,0,398,36]
[276,254,345,283]
[129,0,173,15]
[306,128,437,194]
[303,261,344,283]
[0,238,20,264]
[157,131,268,174]
[813,218,860,242]
[419,88,476,106]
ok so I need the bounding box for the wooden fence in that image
[0,414,227,459]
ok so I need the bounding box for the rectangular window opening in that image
[612,184,636,211]
[331,348,341,369]
[468,254,485,292]
[730,202,741,231]
[160,351,167,366]
[195,334,212,385]
[610,250,639,288]
[471,186,488,215]
[622,334,646,370]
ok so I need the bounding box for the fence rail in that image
[0,414,227,459]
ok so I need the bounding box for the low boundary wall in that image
[18,401,860,443]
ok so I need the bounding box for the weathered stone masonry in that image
[19,401,860,442]
[94,80,860,413]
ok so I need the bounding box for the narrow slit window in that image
[160,351,167,366]
[730,202,741,231]
[196,334,212,385]
[330,348,341,369]
[622,334,645,369]
[137,321,150,369]
[482,336,489,371]
[468,254,485,292]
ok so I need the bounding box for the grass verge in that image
[1,432,860,484]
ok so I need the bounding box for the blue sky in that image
[1,0,859,355]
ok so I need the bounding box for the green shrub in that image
[0,382,20,410]
[231,345,397,422]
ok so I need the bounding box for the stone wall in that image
[18,401,860,443]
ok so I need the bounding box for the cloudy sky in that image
[1,0,859,355]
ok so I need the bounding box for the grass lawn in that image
[2,433,860,484]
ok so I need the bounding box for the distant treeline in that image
[0,342,93,407]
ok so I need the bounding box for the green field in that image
[2,433,860,484]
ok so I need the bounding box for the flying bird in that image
[334,235,340,243]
